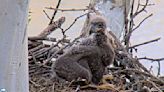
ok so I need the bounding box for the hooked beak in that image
[90,24,105,35]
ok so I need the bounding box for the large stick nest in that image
[28,17,164,92]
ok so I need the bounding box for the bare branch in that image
[135,0,141,13]
[132,14,153,31]
[133,0,149,18]
[49,0,62,25]
[45,7,88,12]
[29,44,45,53]
[38,17,65,37]
[129,37,160,49]
[138,56,164,77]
[64,13,89,32]
[140,3,155,6]
[28,36,56,42]
[157,61,161,77]
[43,10,51,20]
[138,57,164,62]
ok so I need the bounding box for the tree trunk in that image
[90,0,131,38]
[0,0,29,92]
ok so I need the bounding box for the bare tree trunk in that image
[90,0,131,38]
[0,0,29,92]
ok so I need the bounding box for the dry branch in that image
[49,0,62,24]
[139,57,164,62]
[28,36,56,42]
[45,7,88,12]
[38,17,65,37]
[43,10,51,20]
[132,14,153,31]
[129,37,161,49]
[133,0,149,18]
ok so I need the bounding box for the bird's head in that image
[89,15,107,35]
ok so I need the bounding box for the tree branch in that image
[132,14,153,31]
[64,13,89,32]
[49,0,62,25]
[38,17,65,37]
[138,57,164,62]
[129,37,160,49]
[45,7,88,12]
[133,0,149,18]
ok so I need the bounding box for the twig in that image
[29,52,37,63]
[135,0,141,13]
[139,57,164,76]
[138,57,164,76]
[64,13,89,32]
[32,48,49,58]
[138,57,164,77]
[49,0,62,25]
[133,0,149,18]
[38,87,46,92]
[157,61,161,77]
[29,44,45,53]
[43,10,51,20]
[38,17,65,37]
[28,36,56,42]
[129,37,160,49]
[29,80,41,87]
[140,3,155,6]
[138,57,164,62]
[59,27,66,38]
[45,7,88,12]
[75,85,80,92]
[132,14,153,31]
[134,58,151,74]
[34,39,63,57]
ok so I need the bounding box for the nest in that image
[28,35,164,92]
[27,14,164,92]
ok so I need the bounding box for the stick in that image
[43,10,51,20]
[38,17,65,37]
[64,13,89,32]
[45,7,88,12]
[28,36,56,42]
[132,14,153,31]
[138,57,164,62]
[129,37,160,49]
[49,0,62,25]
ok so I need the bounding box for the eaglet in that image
[52,14,115,84]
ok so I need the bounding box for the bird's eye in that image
[98,23,103,28]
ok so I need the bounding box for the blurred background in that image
[28,0,164,76]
